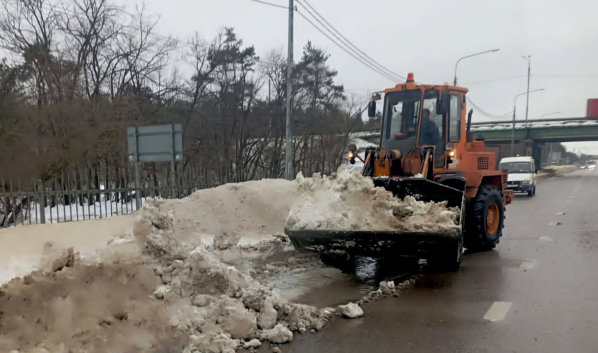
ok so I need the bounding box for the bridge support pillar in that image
[532,141,544,170]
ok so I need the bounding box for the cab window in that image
[385,90,422,140]
[449,95,461,141]
[419,89,446,167]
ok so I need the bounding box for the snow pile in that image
[285,167,461,235]
[133,199,335,352]
[0,172,429,353]
[0,196,336,353]
[0,258,182,353]
[339,303,363,318]
[160,179,298,240]
[0,215,135,285]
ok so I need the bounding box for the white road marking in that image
[520,259,536,269]
[556,212,566,216]
[484,302,512,322]
[539,236,553,242]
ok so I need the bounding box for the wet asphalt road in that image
[265,169,598,353]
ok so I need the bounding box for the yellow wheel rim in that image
[486,203,500,234]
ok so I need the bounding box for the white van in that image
[499,156,537,196]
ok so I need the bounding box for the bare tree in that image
[60,0,125,100]
[0,0,62,105]
[108,4,176,98]
[0,0,361,224]
[179,30,231,172]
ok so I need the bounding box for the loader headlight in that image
[347,152,354,159]
[448,150,456,158]
[524,178,531,184]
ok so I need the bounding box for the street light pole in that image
[538,112,561,119]
[523,55,531,127]
[285,0,294,180]
[511,95,521,156]
[453,48,500,86]
[511,89,544,156]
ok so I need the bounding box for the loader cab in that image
[372,75,467,173]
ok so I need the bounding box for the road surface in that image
[261,169,598,353]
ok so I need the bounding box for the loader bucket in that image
[285,177,465,259]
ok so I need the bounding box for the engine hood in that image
[507,173,534,182]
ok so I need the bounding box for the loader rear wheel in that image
[465,185,504,251]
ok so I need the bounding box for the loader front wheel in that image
[465,185,504,251]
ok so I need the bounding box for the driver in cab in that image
[419,108,440,146]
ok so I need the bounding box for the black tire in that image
[464,185,504,251]
[527,187,534,197]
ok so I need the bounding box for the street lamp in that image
[523,55,531,126]
[511,88,544,156]
[453,49,500,86]
[538,112,561,119]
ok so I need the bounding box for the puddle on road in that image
[271,257,382,307]
[283,257,424,308]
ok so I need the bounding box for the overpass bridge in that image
[470,118,598,165]
[470,117,598,143]
[350,117,598,166]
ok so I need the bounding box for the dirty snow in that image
[159,179,299,242]
[285,167,461,234]
[0,196,335,352]
[0,215,134,284]
[0,170,428,353]
[339,302,364,318]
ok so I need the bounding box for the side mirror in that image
[368,100,376,118]
[437,90,450,115]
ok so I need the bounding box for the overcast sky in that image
[119,0,598,153]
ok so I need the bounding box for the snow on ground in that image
[7,197,145,226]
[0,170,427,353]
[537,165,579,180]
[0,178,332,353]
[471,119,598,131]
[286,167,460,234]
[0,215,135,284]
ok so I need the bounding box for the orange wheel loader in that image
[285,73,513,271]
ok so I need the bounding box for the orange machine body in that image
[372,78,513,205]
